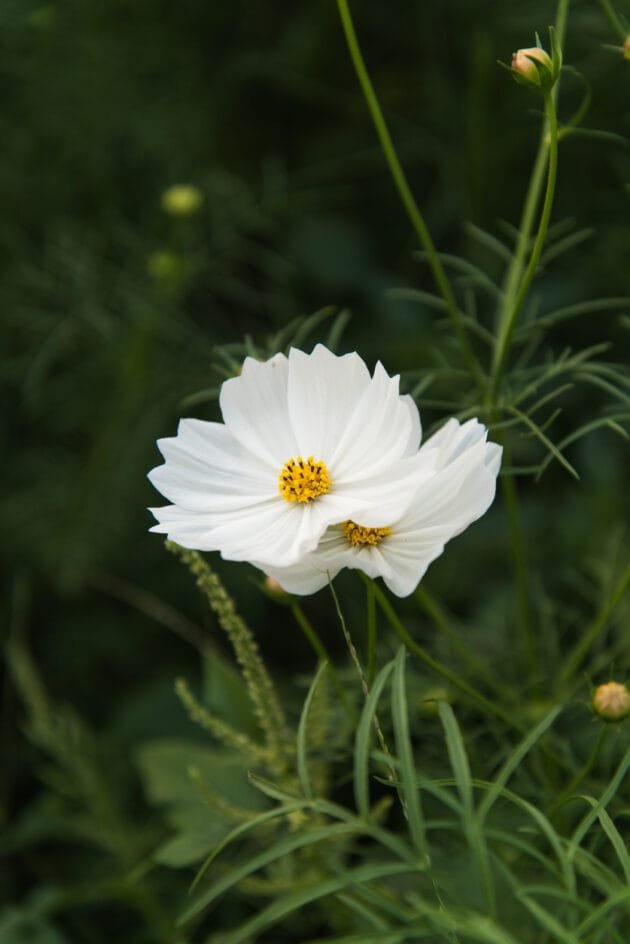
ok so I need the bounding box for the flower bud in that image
[592,681,630,722]
[624,37,630,62]
[262,575,290,602]
[511,46,555,89]
[161,184,203,218]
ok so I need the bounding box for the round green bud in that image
[161,184,203,218]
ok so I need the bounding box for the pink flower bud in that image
[511,46,553,86]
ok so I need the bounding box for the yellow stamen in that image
[278,455,331,503]
[342,520,392,547]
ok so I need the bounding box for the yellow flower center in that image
[342,520,392,547]
[278,455,331,503]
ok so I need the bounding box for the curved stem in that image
[291,601,356,723]
[550,726,608,816]
[499,445,539,688]
[597,0,628,41]
[368,577,523,730]
[558,561,630,691]
[490,89,560,404]
[335,0,485,390]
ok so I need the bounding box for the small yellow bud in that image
[592,681,630,722]
[624,37,630,61]
[511,46,554,86]
[161,184,203,218]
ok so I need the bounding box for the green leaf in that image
[391,648,427,861]
[135,739,266,866]
[0,912,68,944]
[353,657,396,819]
[568,750,630,854]
[215,862,418,944]
[180,821,358,925]
[476,706,562,824]
[297,660,328,799]
[437,701,473,818]
[517,894,582,944]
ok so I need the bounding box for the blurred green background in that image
[2,0,629,940]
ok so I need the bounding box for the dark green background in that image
[2,0,628,940]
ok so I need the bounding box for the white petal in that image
[206,497,332,567]
[380,541,446,597]
[219,353,299,467]
[401,394,423,454]
[286,345,372,459]
[330,449,439,527]
[259,558,336,596]
[148,504,226,550]
[329,362,417,478]
[403,438,500,534]
[420,417,488,469]
[148,420,273,512]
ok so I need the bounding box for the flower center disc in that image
[343,520,392,547]
[278,455,331,503]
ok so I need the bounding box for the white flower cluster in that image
[148,345,501,597]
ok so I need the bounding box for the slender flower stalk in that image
[500,444,539,686]
[550,727,609,815]
[490,89,560,404]
[596,0,628,40]
[559,562,630,690]
[366,576,525,730]
[335,0,485,391]
[290,601,357,722]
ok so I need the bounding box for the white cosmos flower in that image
[259,418,502,597]
[148,344,440,568]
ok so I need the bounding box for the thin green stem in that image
[291,601,357,723]
[490,88,560,403]
[368,578,523,731]
[597,0,628,40]
[366,579,377,687]
[550,726,609,816]
[500,452,539,688]
[328,581,399,791]
[414,585,514,700]
[558,561,630,691]
[335,0,485,390]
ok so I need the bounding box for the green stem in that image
[414,585,514,700]
[550,726,608,816]
[597,0,628,40]
[328,581,400,791]
[558,561,630,691]
[368,578,522,730]
[366,579,377,687]
[500,450,539,688]
[490,88,559,404]
[336,0,485,390]
[291,601,357,722]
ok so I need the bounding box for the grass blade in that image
[477,705,562,824]
[297,660,328,800]
[354,657,396,819]
[391,648,428,863]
